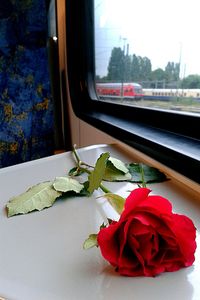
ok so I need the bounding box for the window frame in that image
[65,0,200,183]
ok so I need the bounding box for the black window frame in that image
[65,0,200,184]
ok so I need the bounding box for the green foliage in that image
[131,55,152,82]
[68,167,84,176]
[107,47,125,81]
[181,74,200,88]
[83,234,98,249]
[6,182,62,217]
[88,152,110,194]
[53,176,84,193]
[78,181,91,197]
[102,47,183,87]
[100,193,125,214]
[127,163,167,183]
[107,49,153,83]
[108,157,129,173]
[5,148,168,218]
[165,62,180,82]
[104,160,131,181]
[150,68,166,81]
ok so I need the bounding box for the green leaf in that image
[108,157,129,174]
[99,193,125,214]
[100,222,107,229]
[103,160,132,181]
[79,181,90,196]
[6,182,62,217]
[88,152,110,194]
[83,234,98,250]
[53,176,84,193]
[127,163,168,183]
[68,167,84,176]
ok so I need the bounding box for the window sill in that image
[80,110,200,184]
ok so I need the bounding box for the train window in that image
[66,0,200,183]
[94,0,200,116]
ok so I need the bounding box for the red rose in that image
[97,188,196,277]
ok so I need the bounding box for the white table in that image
[0,144,199,300]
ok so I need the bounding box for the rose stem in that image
[140,163,146,188]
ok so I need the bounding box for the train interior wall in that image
[57,0,116,150]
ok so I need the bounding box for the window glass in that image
[94,0,200,114]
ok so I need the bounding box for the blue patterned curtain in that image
[0,0,54,167]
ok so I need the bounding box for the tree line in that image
[96,47,200,89]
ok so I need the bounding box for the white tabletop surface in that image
[0,144,199,300]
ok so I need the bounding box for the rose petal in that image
[137,195,173,216]
[168,214,196,266]
[133,212,163,228]
[118,218,141,269]
[98,221,122,266]
[121,188,151,220]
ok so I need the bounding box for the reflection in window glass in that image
[94,0,200,114]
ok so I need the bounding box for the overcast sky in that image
[95,0,200,78]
